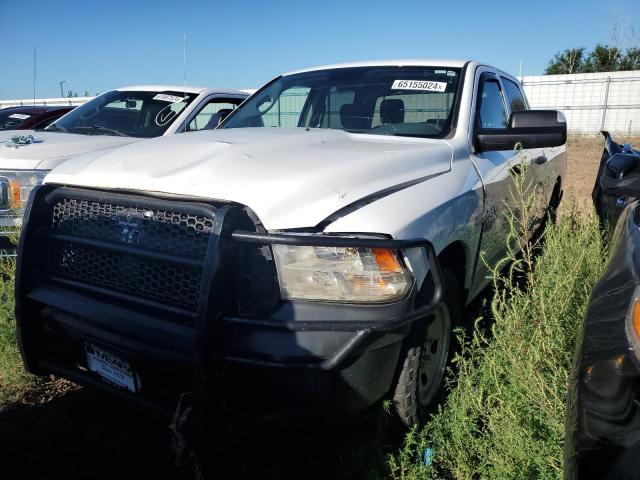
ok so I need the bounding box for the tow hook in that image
[169,392,204,479]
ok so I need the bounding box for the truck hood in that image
[0,130,138,170]
[45,127,453,230]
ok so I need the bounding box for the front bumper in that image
[16,186,443,420]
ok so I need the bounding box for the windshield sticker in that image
[391,80,448,92]
[155,105,179,126]
[9,114,31,120]
[153,93,186,103]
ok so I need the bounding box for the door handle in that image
[534,155,548,165]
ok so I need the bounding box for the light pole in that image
[59,80,66,98]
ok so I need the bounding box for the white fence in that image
[521,71,640,135]
[0,96,93,109]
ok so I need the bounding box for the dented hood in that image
[0,130,138,170]
[45,127,453,230]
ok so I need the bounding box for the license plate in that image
[84,343,140,393]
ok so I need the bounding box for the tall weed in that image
[389,162,606,479]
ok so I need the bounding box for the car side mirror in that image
[474,110,567,152]
[600,153,640,197]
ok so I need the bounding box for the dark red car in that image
[0,105,75,131]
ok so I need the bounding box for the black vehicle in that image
[565,133,640,479]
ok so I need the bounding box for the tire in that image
[391,268,463,428]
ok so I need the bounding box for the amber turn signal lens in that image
[372,248,403,272]
[632,300,640,341]
[9,180,20,209]
[626,295,640,361]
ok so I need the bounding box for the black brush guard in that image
[15,185,443,417]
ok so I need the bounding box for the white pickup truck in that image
[0,85,248,236]
[15,60,566,428]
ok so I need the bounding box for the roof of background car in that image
[115,85,247,96]
[284,59,470,76]
[0,105,73,114]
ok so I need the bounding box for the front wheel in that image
[391,269,462,427]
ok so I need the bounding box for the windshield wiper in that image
[44,123,69,133]
[71,125,130,137]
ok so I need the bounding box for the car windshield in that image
[46,90,198,138]
[0,110,33,130]
[221,66,461,138]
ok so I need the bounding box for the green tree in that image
[621,47,640,70]
[545,47,585,74]
[582,44,622,72]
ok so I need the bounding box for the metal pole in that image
[600,76,611,131]
[59,80,66,98]
[33,47,36,105]
[183,33,187,91]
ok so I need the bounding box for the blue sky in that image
[1,0,638,99]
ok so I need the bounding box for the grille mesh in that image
[51,197,213,259]
[49,242,202,310]
[47,194,215,313]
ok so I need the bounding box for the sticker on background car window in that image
[155,105,178,126]
[391,80,447,92]
[9,114,31,120]
[153,94,185,103]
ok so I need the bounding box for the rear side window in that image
[501,78,528,112]
[477,79,508,129]
[0,111,32,130]
[187,98,243,131]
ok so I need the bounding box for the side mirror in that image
[600,152,640,196]
[474,110,567,152]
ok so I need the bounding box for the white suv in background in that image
[0,85,248,236]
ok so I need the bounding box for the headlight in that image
[0,170,48,211]
[272,243,412,303]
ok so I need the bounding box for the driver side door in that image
[469,71,525,292]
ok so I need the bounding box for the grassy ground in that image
[0,256,32,406]
[387,205,605,479]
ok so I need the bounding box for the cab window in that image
[477,78,508,129]
[501,78,528,113]
[187,98,244,131]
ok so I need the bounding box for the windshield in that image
[0,111,33,130]
[46,90,198,137]
[221,66,461,138]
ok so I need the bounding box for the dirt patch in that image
[564,133,640,208]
